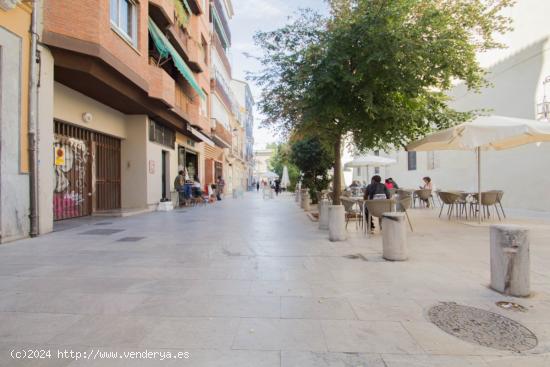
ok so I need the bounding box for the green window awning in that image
[148,18,206,99]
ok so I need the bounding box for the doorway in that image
[161,150,169,200]
[54,120,121,220]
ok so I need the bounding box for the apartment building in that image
[231,79,255,189]
[0,1,32,242]
[207,0,234,191]
[35,0,214,231]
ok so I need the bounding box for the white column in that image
[319,199,330,230]
[328,205,346,241]
[490,225,530,297]
[382,212,408,261]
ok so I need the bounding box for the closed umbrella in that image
[281,166,290,189]
[406,115,550,222]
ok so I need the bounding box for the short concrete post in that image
[300,189,307,208]
[319,199,330,230]
[490,225,530,297]
[302,191,311,211]
[382,212,408,261]
[295,189,301,203]
[328,205,346,242]
[232,189,238,199]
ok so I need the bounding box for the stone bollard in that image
[295,189,300,203]
[490,225,530,297]
[232,190,238,199]
[300,189,307,208]
[328,205,346,242]
[382,212,408,261]
[302,191,311,211]
[319,199,330,230]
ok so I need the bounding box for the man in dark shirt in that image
[364,175,390,231]
[364,175,390,200]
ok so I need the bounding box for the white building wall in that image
[385,36,550,213]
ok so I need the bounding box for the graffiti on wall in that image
[53,135,89,219]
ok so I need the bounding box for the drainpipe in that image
[28,0,40,237]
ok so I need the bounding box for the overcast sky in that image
[229,0,329,149]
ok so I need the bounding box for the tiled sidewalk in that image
[0,193,549,366]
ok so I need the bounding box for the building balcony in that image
[149,0,175,28]
[148,62,175,107]
[211,119,232,148]
[166,23,204,73]
[174,81,200,124]
[212,0,231,45]
[212,32,231,77]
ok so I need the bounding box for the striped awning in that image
[148,18,205,99]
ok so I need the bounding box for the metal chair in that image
[472,192,502,221]
[397,196,414,232]
[414,189,435,208]
[341,198,363,230]
[364,199,394,236]
[488,190,506,218]
[438,191,462,220]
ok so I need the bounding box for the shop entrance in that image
[53,121,121,220]
[178,146,199,180]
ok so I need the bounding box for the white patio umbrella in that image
[406,115,550,222]
[280,166,291,189]
[344,154,397,184]
[344,154,397,168]
[264,171,279,179]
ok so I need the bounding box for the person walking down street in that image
[174,170,186,206]
[364,175,390,232]
[256,182,260,192]
[274,179,281,196]
[216,176,225,201]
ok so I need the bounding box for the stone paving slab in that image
[0,193,549,366]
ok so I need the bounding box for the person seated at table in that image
[385,179,394,189]
[420,176,433,207]
[364,175,390,231]
[192,175,203,197]
[388,178,399,189]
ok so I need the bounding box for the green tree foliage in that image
[252,0,513,204]
[268,143,301,191]
[290,137,334,203]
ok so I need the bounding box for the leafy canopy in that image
[252,0,514,150]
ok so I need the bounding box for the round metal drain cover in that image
[428,302,537,352]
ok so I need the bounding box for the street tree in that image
[252,0,513,204]
[290,136,334,202]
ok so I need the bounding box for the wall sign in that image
[55,147,66,166]
[148,160,155,174]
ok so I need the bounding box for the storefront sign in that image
[55,147,65,166]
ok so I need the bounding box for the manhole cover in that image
[117,237,146,242]
[428,302,537,352]
[496,301,528,312]
[79,229,125,235]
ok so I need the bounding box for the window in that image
[356,167,361,177]
[110,0,138,46]
[407,151,417,171]
[200,90,208,117]
[427,151,438,170]
[201,37,208,65]
[149,120,175,148]
[375,167,380,174]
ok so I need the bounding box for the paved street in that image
[1,193,550,366]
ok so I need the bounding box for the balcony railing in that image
[174,82,199,123]
[212,0,231,45]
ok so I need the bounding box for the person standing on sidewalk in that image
[217,176,225,200]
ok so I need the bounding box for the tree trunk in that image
[333,137,342,205]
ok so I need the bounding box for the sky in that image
[229,0,329,150]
